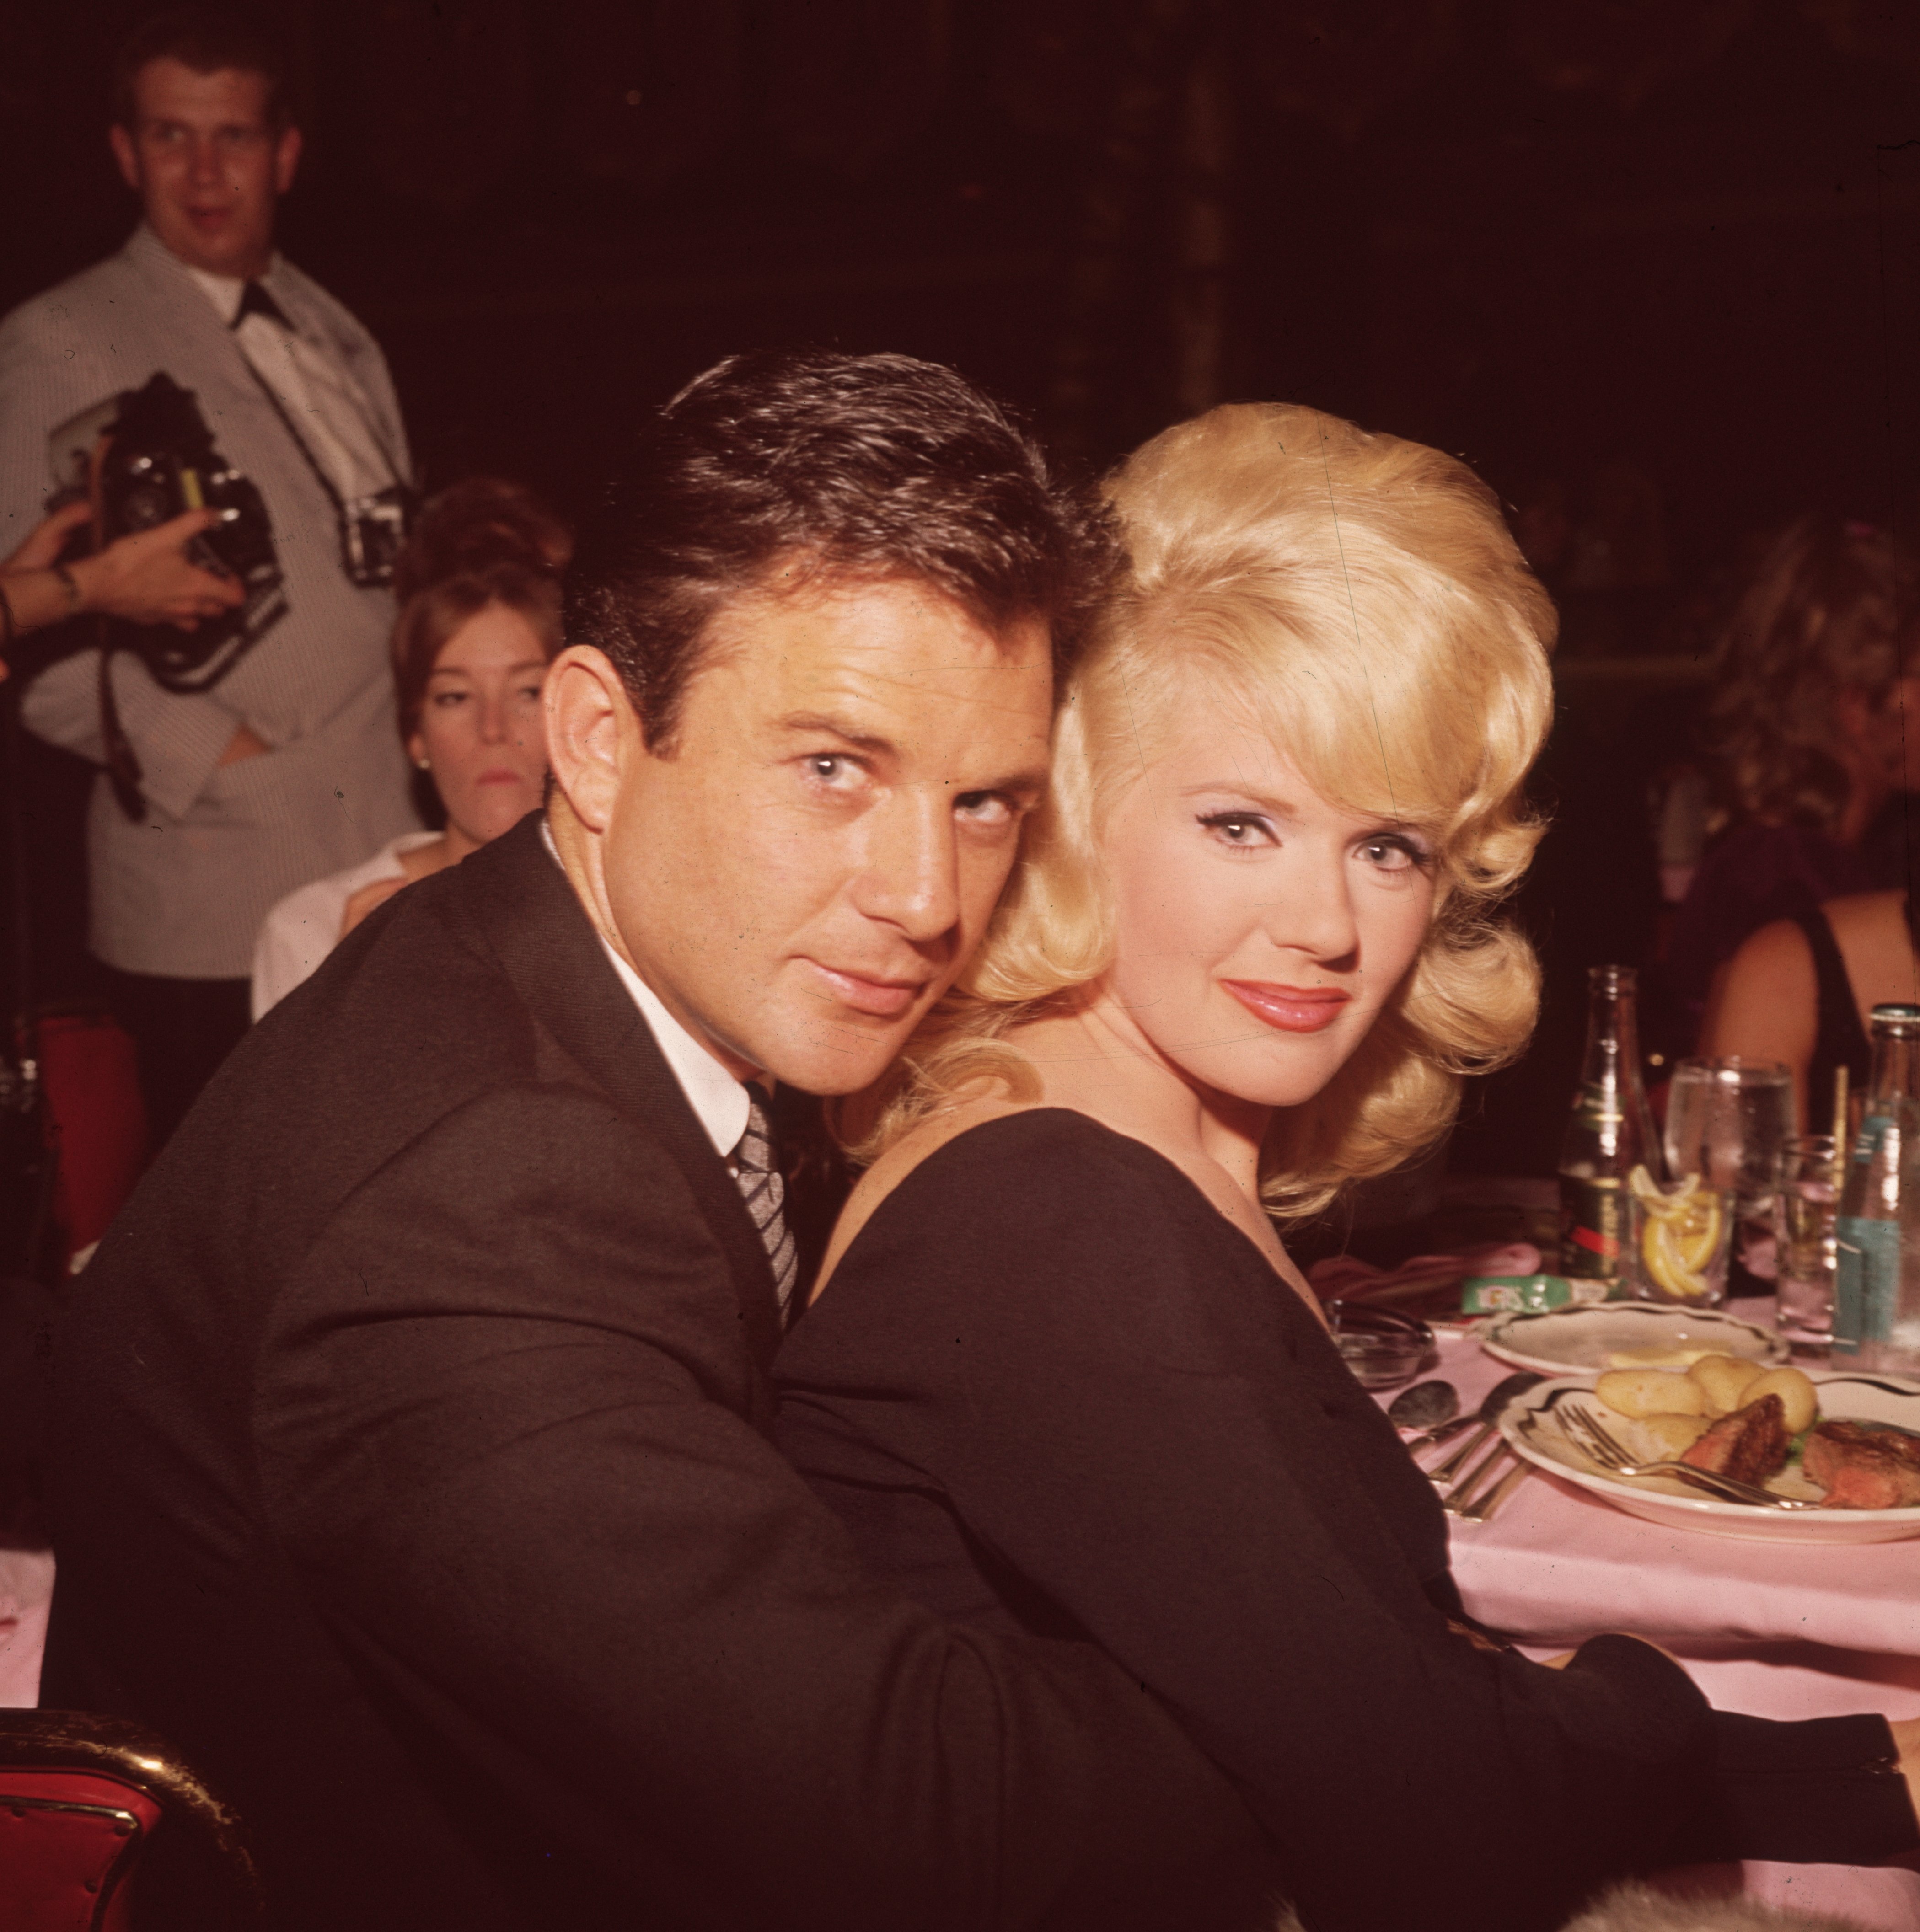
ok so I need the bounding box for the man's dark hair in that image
[112,7,296,130]
[565,349,1118,750]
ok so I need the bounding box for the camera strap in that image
[96,627,148,823]
[233,348,413,562]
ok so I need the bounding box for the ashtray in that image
[1327,1300,1435,1391]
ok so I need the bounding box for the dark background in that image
[3,0,1918,1184]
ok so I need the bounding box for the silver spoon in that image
[1387,1379,1459,1433]
[1426,1371,1544,1488]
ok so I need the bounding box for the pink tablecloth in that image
[1397,1323,1920,1928]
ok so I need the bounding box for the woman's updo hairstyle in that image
[859,403,1557,1217]
[390,478,573,744]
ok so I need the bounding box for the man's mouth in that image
[1220,979,1351,1034]
[803,961,932,1020]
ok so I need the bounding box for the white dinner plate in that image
[1480,1301,1789,1378]
[1496,1371,1920,1544]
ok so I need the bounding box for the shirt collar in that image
[538,818,752,1159]
[181,252,287,328]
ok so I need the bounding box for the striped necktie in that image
[735,1082,799,1318]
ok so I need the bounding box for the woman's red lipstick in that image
[1222,980,1350,1033]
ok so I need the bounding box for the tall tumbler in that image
[1775,1134,1838,1351]
[1663,1057,1796,1293]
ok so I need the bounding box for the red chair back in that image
[0,1710,259,1930]
[0,1767,161,1932]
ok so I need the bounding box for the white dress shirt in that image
[186,258,399,505]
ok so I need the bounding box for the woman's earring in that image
[416,756,430,771]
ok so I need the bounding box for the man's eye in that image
[955,791,1016,828]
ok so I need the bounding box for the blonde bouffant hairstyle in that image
[855,402,1558,1217]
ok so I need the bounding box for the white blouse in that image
[250,831,442,1020]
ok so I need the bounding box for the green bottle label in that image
[1833,1215,1899,1354]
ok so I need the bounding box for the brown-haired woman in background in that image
[249,482,569,1016]
[1668,516,1920,1045]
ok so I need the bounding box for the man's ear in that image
[109,123,141,193]
[273,123,302,195]
[545,645,640,835]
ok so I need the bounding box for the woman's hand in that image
[0,501,247,642]
[68,511,247,629]
[339,874,408,941]
[1891,1716,1920,1823]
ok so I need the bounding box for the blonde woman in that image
[774,407,1920,1932]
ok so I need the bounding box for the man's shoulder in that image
[271,256,383,354]
[0,239,149,345]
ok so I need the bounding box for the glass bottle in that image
[1558,965,1658,1293]
[1834,1003,1920,1370]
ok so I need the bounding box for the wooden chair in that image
[0,1707,260,1930]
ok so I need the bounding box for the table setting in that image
[1333,1260,1920,1927]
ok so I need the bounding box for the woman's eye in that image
[1359,835,1427,872]
[1198,811,1274,847]
[432,690,468,707]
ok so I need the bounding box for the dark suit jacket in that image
[40,816,1271,1932]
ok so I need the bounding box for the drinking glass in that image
[1774,1134,1838,1351]
[1662,1057,1796,1288]
[1623,1177,1735,1306]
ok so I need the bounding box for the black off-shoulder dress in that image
[773,1110,1918,1932]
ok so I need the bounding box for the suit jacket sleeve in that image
[255,1086,1268,1932]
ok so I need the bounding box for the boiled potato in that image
[1687,1353,1766,1417]
[1625,1412,1712,1461]
[1742,1365,1818,1435]
[1595,1368,1709,1419]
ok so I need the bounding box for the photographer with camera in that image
[0,500,245,654]
[0,7,419,1145]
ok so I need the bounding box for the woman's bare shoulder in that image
[811,1097,1041,1301]
[1822,888,1906,942]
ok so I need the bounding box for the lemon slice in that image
[1641,1213,1710,1300]
[1673,1192,1723,1274]
[1629,1165,1699,1220]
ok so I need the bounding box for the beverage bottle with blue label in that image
[1833,1002,1920,1370]
[1558,965,1657,1294]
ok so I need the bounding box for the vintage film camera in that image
[48,372,286,691]
[341,483,411,589]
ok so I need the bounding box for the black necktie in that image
[735,1082,799,1319]
[232,280,292,331]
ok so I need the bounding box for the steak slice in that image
[1803,1421,1920,1509]
[1681,1393,1790,1486]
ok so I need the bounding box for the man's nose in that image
[186,135,224,188]
[853,792,960,945]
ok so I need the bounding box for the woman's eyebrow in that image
[1175,781,1303,819]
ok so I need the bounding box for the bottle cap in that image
[1869,1003,1920,1021]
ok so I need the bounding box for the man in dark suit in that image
[41,351,1270,1930]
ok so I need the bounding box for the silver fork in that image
[1558,1407,1821,1510]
